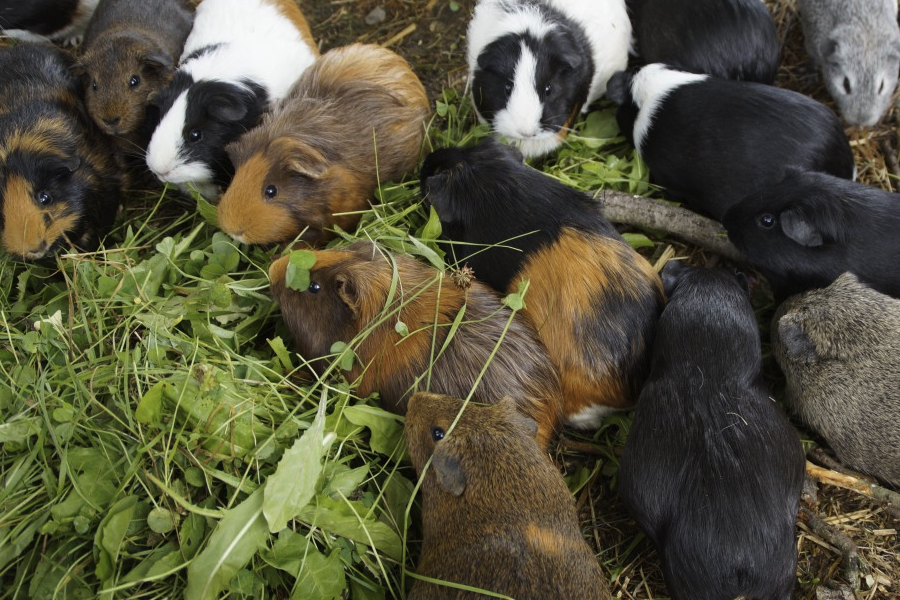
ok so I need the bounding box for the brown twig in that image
[799,505,867,589]
[806,461,900,509]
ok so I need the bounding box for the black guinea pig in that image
[605,63,855,222]
[0,0,98,45]
[627,0,780,83]
[0,43,122,260]
[723,167,900,299]
[420,138,664,430]
[618,261,805,600]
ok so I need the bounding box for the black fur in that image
[619,262,805,600]
[152,74,269,188]
[723,168,900,299]
[627,0,781,83]
[0,0,81,35]
[420,138,617,291]
[471,2,593,132]
[609,66,855,221]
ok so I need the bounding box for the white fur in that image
[467,0,631,105]
[146,0,317,192]
[630,64,707,154]
[566,403,622,429]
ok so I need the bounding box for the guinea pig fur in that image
[618,261,805,600]
[605,63,855,221]
[467,0,631,158]
[76,0,194,140]
[145,0,318,199]
[0,44,122,260]
[798,0,900,127]
[772,273,900,487]
[405,392,612,600]
[627,0,780,83]
[268,241,565,448]
[722,167,900,300]
[0,0,98,45]
[420,138,664,429]
[217,43,430,246]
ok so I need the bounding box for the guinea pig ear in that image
[776,314,819,364]
[496,397,538,439]
[207,93,251,123]
[661,260,689,297]
[605,70,631,106]
[141,53,174,75]
[334,273,360,320]
[271,137,329,180]
[431,439,466,497]
[780,208,824,247]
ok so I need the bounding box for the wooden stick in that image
[806,461,900,508]
[799,505,867,589]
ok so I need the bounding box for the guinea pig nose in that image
[103,116,121,127]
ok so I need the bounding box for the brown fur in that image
[270,0,318,53]
[218,43,431,246]
[405,392,612,600]
[516,229,664,423]
[268,241,564,447]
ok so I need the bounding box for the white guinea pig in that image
[467,0,631,158]
[144,0,318,198]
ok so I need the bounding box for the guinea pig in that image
[420,138,664,430]
[406,392,612,600]
[0,43,122,260]
[268,240,565,448]
[722,167,900,299]
[467,0,631,158]
[75,0,194,141]
[627,0,780,83]
[0,0,98,45]
[618,261,805,600]
[145,0,318,199]
[605,63,855,222]
[217,43,430,246]
[772,273,900,487]
[798,0,900,127]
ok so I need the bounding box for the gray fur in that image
[772,272,900,486]
[798,0,900,126]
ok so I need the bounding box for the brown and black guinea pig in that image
[268,240,565,448]
[75,0,194,146]
[217,43,432,247]
[0,43,122,261]
[405,392,613,600]
[420,138,664,430]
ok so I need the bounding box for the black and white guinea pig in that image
[627,0,780,83]
[467,0,631,158]
[605,63,855,222]
[0,0,98,45]
[723,167,900,300]
[0,44,122,260]
[618,261,805,600]
[145,0,318,199]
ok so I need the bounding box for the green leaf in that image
[94,495,140,584]
[0,417,41,444]
[330,341,357,371]
[195,194,219,226]
[147,507,179,534]
[291,548,345,600]
[268,336,295,372]
[185,487,270,600]
[286,250,317,291]
[621,232,655,249]
[297,497,403,561]
[135,381,167,424]
[342,405,404,456]
[418,206,443,241]
[394,321,410,337]
[263,398,335,533]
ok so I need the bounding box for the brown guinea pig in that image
[405,392,613,600]
[218,43,431,246]
[75,0,194,140]
[268,240,564,448]
[0,44,122,260]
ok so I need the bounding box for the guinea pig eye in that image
[842,77,852,95]
[264,184,277,199]
[188,129,203,143]
[129,75,140,88]
[878,79,886,95]
[91,81,97,91]
[758,213,775,229]
[307,281,321,293]
[36,190,52,206]
[544,83,552,95]
[430,426,445,442]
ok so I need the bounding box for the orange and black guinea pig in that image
[420,138,664,430]
[0,43,122,261]
[268,239,566,448]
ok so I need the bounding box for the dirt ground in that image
[295,1,900,598]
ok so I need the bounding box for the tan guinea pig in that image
[405,392,613,600]
[218,43,431,246]
[268,240,564,449]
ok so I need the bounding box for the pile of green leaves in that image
[0,90,649,600]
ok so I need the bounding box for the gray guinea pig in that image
[0,0,98,45]
[76,0,194,140]
[405,392,612,600]
[773,272,900,487]
[798,0,900,126]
